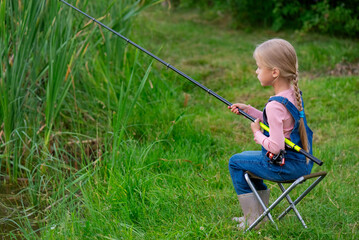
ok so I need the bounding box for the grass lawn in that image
[127,7,359,239]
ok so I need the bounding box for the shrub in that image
[175,0,359,38]
[175,0,228,9]
[301,1,359,37]
[230,0,275,28]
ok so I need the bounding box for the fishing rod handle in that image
[261,120,323,166]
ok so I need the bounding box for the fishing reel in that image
[266,149,286,166]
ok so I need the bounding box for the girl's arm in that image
[252,102,286,154]
[229,104,263,121]
[247,105,263,121]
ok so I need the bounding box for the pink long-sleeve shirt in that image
[246,88,298,154]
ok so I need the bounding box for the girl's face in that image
[255,61,274,86]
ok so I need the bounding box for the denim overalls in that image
[228,96,314,195]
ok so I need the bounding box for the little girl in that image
[228,38,314,228]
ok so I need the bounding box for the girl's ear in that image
[272,68,280,78]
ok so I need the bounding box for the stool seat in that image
[243,170,327,232]
[246,171,327,183]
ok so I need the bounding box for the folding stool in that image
[243,170,327,232]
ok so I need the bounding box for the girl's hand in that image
[228,103,249,115]
[251,119,261,134]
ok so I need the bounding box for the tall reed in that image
[44,5,81,148]
[1,0,161,237]
[0,1,48,178]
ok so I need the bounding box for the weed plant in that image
[1,1,359,240]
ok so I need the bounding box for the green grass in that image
[1,3,359,240]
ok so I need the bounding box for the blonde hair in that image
[254,39,309,159]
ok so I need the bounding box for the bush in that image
[301,1,359,37]
[175,0,359,38]
[272,0,359,37]
[267,0,359,37]
[230,0,275,29]
[174,0,229,9]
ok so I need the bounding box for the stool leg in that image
[278,176,326,223]
[244,173,278,230]
[278,183,307,228]
[244,177,305,232]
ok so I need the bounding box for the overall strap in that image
[268,96,300,121]
[263,94,313,157]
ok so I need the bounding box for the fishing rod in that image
[59,0,323,166]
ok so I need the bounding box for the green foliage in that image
[271,0,359,37]
[264,0,359,37]
[0,0,49,177]
[272,0,303,31]
[176,0,359,38]
[177,0,228,9]
[301,1,359,37]
[230,0,275,29]
[0,0,156,176]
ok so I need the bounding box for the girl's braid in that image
[293,73,309,162]
[292,74,303,111]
